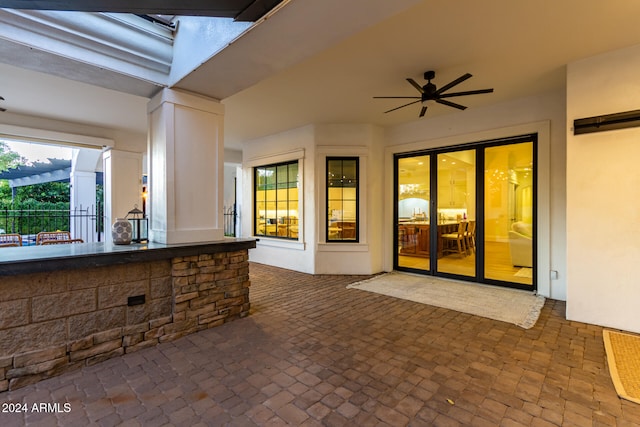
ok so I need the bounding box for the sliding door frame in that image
[393,133,538,291]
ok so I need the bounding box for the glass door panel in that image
[436,150,476,277]
[397,155,430,271]
[484,142,534,286]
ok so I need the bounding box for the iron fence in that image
[224,205,237,237]
[0,204,105,245]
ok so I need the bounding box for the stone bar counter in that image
[0,238,256,391]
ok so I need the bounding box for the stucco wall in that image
[242,125,316,273]
[566,43,640,333]
[242,124,385,275]
[383,90,567,300]
[314,124,385,274]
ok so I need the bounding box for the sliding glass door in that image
[436,149,476,277]
[397,155,430,271]
[394,135,536,289]
[484,142,534,286]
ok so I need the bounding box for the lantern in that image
[126,205,148,243]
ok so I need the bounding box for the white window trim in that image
[316,145,368,248]
[245,148,305,244]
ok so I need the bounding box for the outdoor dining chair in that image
[36,231,72,245]
[0,233,22,247]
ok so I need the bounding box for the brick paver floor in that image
[1,262,639,426]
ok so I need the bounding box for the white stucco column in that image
[69,170,96,240]
[103,149,143,228]
[70,148,102,241]
[147,88,224,244]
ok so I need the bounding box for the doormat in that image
[603,329,640,404]
[347,271,545,329]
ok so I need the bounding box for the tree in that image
[0,142,24,203]
[15,181,70,203]
[0,141,24,171]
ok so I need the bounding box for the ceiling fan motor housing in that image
[422,82,437,100]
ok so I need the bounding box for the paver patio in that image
[1,262,639,426]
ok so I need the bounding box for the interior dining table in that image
[397,220,461,258]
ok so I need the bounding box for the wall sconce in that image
[126,205,148,243]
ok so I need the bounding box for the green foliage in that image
[0,142,105,235]
[0,180,11,203]
[0,201,71,234]
[14,182,70,203]
[0,141,24,171]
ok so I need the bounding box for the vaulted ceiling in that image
[2,0,640,149]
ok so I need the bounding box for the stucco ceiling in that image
[2,0,640,150]
[221,0,640,147]
[0,0,284,21]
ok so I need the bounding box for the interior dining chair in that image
[441,221,467,257]
[465,220,476,254]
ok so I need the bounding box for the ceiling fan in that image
[374,70,494,117]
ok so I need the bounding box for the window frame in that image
[326,156,360,243]
[253,160,299,240]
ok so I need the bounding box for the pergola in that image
[0,148,104,241]
[0,157,103,199]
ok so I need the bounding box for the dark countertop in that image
[0,238,257,276]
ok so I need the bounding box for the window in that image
[254,161,299,239]
[327,157,359,242]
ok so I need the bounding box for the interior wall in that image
[383,90,567,300]
[566,43,640,333]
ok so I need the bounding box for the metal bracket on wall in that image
[574,109,640,135]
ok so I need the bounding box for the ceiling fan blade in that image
[436,99,467,110]
[384,99,421,113]
[419,105,428,117]
[435,73,472,95]
[438,88,494,98]
[373,96,421,99]
[406,78,424,93]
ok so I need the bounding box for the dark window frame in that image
[326,156,359,243]
[254,160,299,240]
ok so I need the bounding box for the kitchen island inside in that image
[397,220,461,258]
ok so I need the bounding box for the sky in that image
[3,140,73,164]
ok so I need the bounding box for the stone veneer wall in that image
[0,249,250,391]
